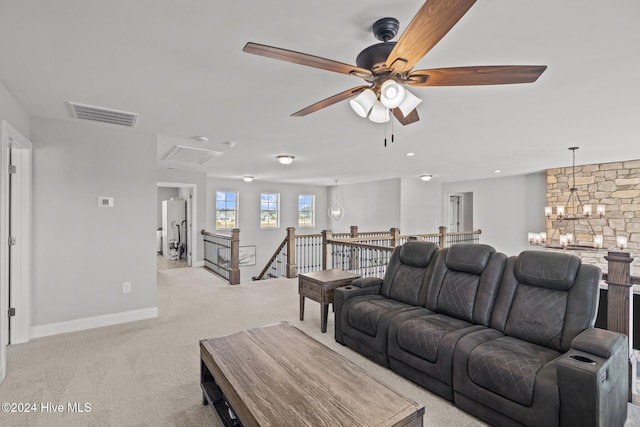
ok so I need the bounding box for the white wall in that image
[400,177,442,235]
[0,79,30,138]
[31,117,158,332]
[328,179,401,233]
[442,172,547,256]
[206,177,328,281]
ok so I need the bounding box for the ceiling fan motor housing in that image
[356,42,396,73]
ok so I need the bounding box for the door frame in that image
[1,121,32,382]
[157,182,197,267]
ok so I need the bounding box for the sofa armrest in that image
[351,277,383,288]
[571,327,626,359]
[557,328,628,427]
[334,283,382,344]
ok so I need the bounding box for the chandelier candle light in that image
[529,147,606,250]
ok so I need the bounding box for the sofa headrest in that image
[445,244,495,274]
[515,250,581,291]
[399,241,438,268]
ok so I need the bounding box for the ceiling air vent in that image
[162,145,223,165]
[67,102,138,127]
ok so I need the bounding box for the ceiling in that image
[1,0,638,185]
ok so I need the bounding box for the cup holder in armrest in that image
[344,286,352,290]
[570,354,596,364]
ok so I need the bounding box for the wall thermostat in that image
[98,197,114,207]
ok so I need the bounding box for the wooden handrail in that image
[252,234,288,281]
[327,239,395,252]
[201,229,232,238]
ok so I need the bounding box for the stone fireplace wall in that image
[546,159,640,275]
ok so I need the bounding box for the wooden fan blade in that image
[392,108,420,126]
[291,86,369,117]
[407,65,547,86]
[243,42,372,78]
[387,0,477,74]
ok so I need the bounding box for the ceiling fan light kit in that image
[369,102,391,123]
[380,80,406,108]
[398,90,423,117]
[243,0,547,127]
[349,88,377,118]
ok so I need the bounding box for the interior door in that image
[449,195,461,232]
[1,121,33,384]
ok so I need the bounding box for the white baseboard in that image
[30,307,158,339]
[192,260,204,267]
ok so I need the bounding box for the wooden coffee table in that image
[298,269,360,333]
[200,322,424,427]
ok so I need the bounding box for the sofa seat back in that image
[380,241,439,305]
[491,250,601,352]
[426,244,506,326]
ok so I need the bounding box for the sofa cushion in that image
[347,297,415,337]
[396,313,472,363]
[515,250,580,291]
[466,336,560,407]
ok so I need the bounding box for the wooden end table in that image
[298,269,360,333]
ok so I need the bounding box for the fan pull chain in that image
[384,112,387,147]
[391,113,395,143]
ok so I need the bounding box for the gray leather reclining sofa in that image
[334,241,628,427]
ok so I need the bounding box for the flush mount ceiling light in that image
[420,174,433,181]
[277,155,295,165]
[195,136,209,143]
[243,176,254,182]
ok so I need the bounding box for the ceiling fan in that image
[243,0,547,126]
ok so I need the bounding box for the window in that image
[216,191,238,229]
[260,193,279,228]
[298,194,315,227]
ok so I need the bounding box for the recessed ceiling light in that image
[420,174,433,181]
[195,136,208,143]
[405,152,415,156]
[277,155,295,165]
[494,170,502,173]
[243,176,254,182]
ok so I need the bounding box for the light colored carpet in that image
[157,254,189,270]
[0,267,638,426]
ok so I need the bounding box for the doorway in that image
[1,121,32,383]
[448,192,473,232]
[157,183,196,270]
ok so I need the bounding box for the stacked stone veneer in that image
[546,159,640,275]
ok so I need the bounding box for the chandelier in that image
[528,147,606,250]
[328,180,345,221]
